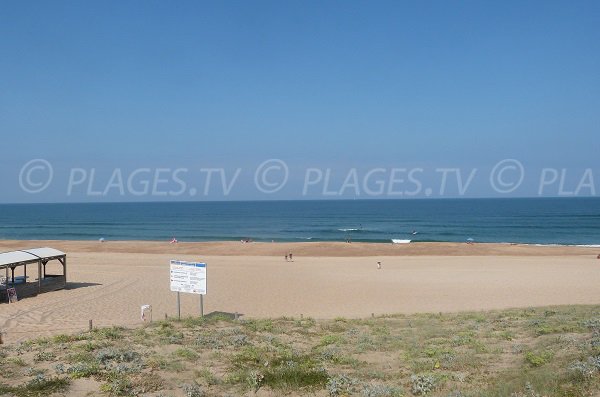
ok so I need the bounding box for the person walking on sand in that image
[289,253,293,261]
[377,261,382,270]
[285,254,288,261]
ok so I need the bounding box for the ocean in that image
[0,198,599,245]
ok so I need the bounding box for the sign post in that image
[170,260,207,319]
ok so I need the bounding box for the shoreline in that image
[1,239,599,257]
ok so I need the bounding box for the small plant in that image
[100,374,132,396]
[524,350,553,367]
[320,334,345,346]
[25,367,46,377]
[261,355,328,390]
[92,326,124,340]
[183,316,207,328]
[0,375,70,396]
[296,317,317,328]
[67,361,100,378]
[361,383,403,397]
[498,330,514,341]
[446,390,465,397]
[78,340,101,352]
[321,345,343,362]
[582,318,600,329]
[95,347,140,364]
[33,351,56,362]
[196,334,224,349]
[246,371,265,392]
[182,381,205,397]
[569,355,600,380]
[6,357,27,367]
[326,374,358,396]
[346,327,360,337]
[53,334,76,343]
[111,362,143,374]
[195,368,220,386]
[230,333,249,346]
[411,374,436,395]
[145,355,168,370]
[588,355,600,370]
[23,375,70,396]
[243,319,275,332]
[174,348,198,360]
[569,360,595,380]
[590,336,600,351]
[510,382,541,397]
[128,372,164,394]
[451,334,473,346]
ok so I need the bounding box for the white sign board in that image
[169,260,206,295]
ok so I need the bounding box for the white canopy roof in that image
[0,251,38,267]
[21,247,66,259]
[0,247,66,268]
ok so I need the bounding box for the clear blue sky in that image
[1,1,599,201]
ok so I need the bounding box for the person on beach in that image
[285,254,288,261]
[377,261,382,270]
[289,253,293,261]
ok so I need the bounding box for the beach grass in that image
[2,305,600,396]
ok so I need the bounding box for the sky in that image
[1,1,599,202]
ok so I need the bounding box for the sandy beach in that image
[1,240,599,343]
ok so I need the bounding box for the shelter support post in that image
[62,256,67,284]
[37,260,42,293]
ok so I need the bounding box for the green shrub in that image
[100,374,132,396]
[326,374,358,396]
[524,350,554,367]
[174,348,198,361]
[411,374,436,395]
[67,362,100,378]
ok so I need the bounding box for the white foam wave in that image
[391,239,411,244]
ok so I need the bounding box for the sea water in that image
[0,198,598,245]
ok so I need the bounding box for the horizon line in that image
[1,195,598,205]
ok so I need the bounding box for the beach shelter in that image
[0,247,67,302]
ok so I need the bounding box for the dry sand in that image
[1,240,600,343]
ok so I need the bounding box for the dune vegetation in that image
[2,305,600,396]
